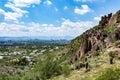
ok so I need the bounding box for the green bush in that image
[35,54,62,79]
[21,72,41,80]
[92,25,99,30]
[22,53,71,80]
[0,74,20,80]
[69,36,83,53]
[108,51,116,58]
[96,68,120,80]
[104,25,115,35]
[93,51,100,57]
[114,40,120,46]
[62,64,71,76]
[117,11,120,23]
[12,57,29,66]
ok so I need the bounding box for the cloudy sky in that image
[0,0,120,39]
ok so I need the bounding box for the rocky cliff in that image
[69,10,120,64]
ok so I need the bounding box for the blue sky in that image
[0,0,120,39]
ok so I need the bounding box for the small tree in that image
[108,51,116,64]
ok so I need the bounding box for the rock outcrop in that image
[69,29,107,64]
[69,10,120,64]
[98,13,112,28]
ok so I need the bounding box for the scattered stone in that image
[75,62,85,70]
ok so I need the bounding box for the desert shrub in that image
[104,25,115,35]
[99,46,106,51]
[96,68,120,80]
[108,51,116,58]
[62,64,71,76]
[22,53,71,80]
[0,74,20,80]
[21,72,41,80]
[93,51,100,57]
[114,40,120,46]
[92,25,99,30]
[0,74,10,80]
[34,54,62,79]
[14,57,29,66]
[58,53,72,63]
[69,36,83,53]
[108,51,117,64]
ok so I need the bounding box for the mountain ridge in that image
[52,10,120,80]
[68,10,120,64]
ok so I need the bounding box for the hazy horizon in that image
[0,36,74,40]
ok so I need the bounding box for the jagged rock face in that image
[69,29,107,64]
[108,10,120,26]
[69,10,120,64]
[98,13,112,28]
[98,10,120,28]
[81,30,104,54]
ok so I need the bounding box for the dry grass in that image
[51,50,120,80]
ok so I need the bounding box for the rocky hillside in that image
[52,10,120,80]
[68,10,120,64]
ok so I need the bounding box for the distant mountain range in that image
[0,36,73,41]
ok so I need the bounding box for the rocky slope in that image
[52,10,120,80]
[68,10,120,64]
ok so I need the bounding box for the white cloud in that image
[5,3,28,13]
[44,0,52,6]
[9,0,41,7]
[0,9,5,15]
[64,6,68,10]
[74,5,92,15]
[94,17,101,21]
[1,0,40,22]
[74,0,95,2]
[4,12,26,23]
[3,3,28,22]
[0,19,93,37]
[5,12,19,21]
[94,15,103,22]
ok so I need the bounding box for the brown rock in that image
[68,10,120,64]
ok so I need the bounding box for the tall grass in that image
[96,68,120,80]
